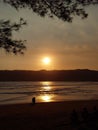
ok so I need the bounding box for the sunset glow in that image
[0,3,98,70]
[42,57,51,65]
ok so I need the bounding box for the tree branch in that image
[0,18,26,54]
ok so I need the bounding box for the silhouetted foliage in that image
[0,18,26,54]
[1,0,98,54]
[3,0,98,22]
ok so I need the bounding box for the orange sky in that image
[0,3,98,70]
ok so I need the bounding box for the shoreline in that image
[0,100,98,130]
[0,99,98,116]
[0,99,98,106]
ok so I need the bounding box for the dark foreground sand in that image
[0,100,98,130]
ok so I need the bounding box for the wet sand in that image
[0,100,98,130]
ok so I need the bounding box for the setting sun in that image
[42,57,51,65]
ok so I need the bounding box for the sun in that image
[42,57,51,65]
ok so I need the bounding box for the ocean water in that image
[0,81,98,104]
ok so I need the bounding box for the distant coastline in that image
[0,69,98,81]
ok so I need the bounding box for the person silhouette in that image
[81,107,89,122]
[70,109,79,127]
[32,97,36,104]
[92,106,98,121]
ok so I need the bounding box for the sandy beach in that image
[0,100,98,130]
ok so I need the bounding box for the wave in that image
[0,81,98,104]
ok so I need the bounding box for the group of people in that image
[70,106,98,130]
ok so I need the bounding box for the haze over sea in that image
[0,81,98,105]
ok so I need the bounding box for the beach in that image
[0,100,98,130]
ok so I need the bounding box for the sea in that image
[0,81,98,105]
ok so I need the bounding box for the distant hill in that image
[0,69,98,81]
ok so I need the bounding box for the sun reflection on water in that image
[41,82,52,91]
[38,82,54,102]
[41,81,52,86]
[41,94,53,102]
[43,86,51,91]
